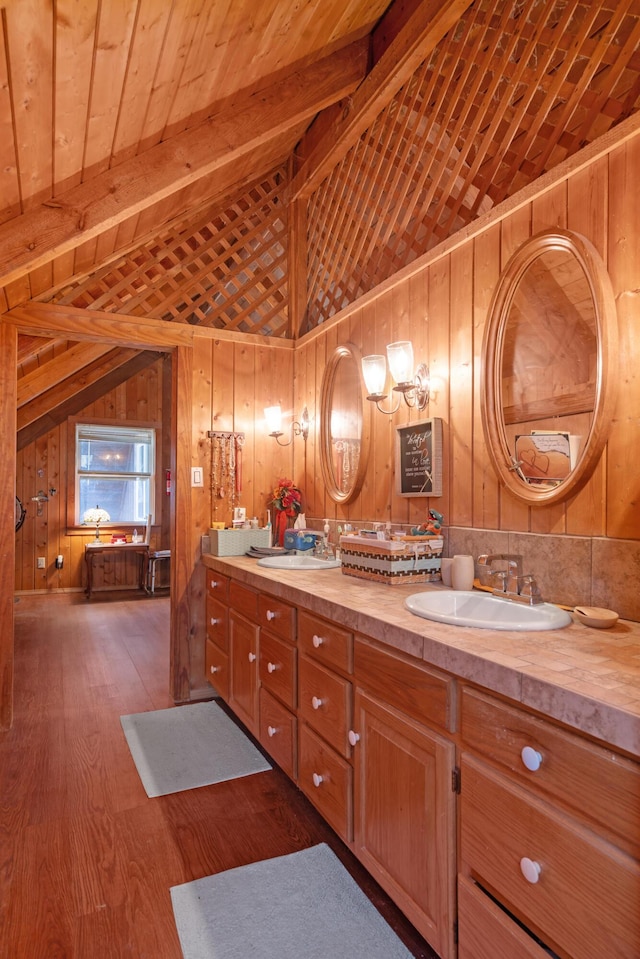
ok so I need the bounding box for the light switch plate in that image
[191,466,204,487]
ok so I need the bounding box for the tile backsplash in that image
[314,518,640,623]
[447,527,640,623]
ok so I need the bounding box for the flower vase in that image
[275,510,289,548]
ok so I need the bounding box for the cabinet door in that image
[229,611,259,735]
[352,689,457,959]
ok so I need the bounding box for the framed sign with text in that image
[395,418,443,497]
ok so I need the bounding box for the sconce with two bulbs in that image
[361,340,429,414]
[264,405,310,447]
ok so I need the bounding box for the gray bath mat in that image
[120,700,270,798]
[170,842,414,959]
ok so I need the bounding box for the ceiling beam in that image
[0,38,368,288]
[289,0,474,200]
[17,341,115,406]
[17,350,161,451]
[5,302,194,349]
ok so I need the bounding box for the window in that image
[75,424,155,525]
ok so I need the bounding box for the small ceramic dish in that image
[573,606,619,629]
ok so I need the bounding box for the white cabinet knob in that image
[267,661,278,673]
[267,725,277,737]
[312,773,324,787]
[210,617,219,626]
[521,746,543,772]
[210,580,219,589]
[312,634,324,648]
[248,652,257,663]
[266,609,276,621]
[520,857,542,884]
[311,695,324,710]
[348,730,360,747]
[210,665,218,674]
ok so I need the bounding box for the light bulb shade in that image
[83,506,110,526]
[264,405,282,434]
[362,355,387,397]
[386,341,414,385]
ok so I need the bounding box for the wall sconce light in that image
[264,405,310,447]
[83,505,111,542]
[361,340,429,414]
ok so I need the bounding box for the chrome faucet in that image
[477,554,543,605]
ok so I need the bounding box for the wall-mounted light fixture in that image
[83,505,111,542]
[264,405,310,447]
[361,340,429,414]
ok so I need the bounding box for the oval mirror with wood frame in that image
[320,343,370,504]
[481,229,618,506]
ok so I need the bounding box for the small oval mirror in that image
[481,230,618,505]
[320,344,370,504]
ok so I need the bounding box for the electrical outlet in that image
[37,557,46,569]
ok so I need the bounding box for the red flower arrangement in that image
[271,478,302,546]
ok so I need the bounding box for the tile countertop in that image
[202,554,640,759]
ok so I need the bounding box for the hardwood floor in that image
[2,592,440,959]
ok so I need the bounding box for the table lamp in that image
[83,505,111,542]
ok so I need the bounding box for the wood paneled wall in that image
[294,129,640,543]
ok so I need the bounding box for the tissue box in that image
[283,529,319,551]
[340,535,444,586]
[208,528,271,556]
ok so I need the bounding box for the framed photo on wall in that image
[395,418,443,497]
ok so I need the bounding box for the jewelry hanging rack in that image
[208,431,245,519]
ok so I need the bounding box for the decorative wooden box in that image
[339,535,444,586]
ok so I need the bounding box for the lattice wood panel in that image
[46,167,290,338]
[304,0,640,330]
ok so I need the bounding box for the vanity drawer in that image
[298,655,352,757]
[298,722,352,843]
[229,581,258,621]
[205,639,229,701]
[258,594,296,642]
[259,687,296,780]
[259,631,296,709]
[457,877,550,959]
[298,610,352,674]
[460,756,640,959]
[355,637,454,733]
[206,571,229,603]
[206,595,229,651]
[461,686,640,855]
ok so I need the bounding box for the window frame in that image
[67,417,161,532]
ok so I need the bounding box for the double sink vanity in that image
[202,552,640,959]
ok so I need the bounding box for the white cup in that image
[440,557,454,586]
[451,554,475,591]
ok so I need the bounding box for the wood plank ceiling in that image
[2,0,640,446]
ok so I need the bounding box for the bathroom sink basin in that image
[257,555,341,570]
[405,589,571,631]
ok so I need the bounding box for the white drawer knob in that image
[210,580,219,589]
[248,652,257,663]
[311,695,324,710]
[348,730,360,747]
[520,857,541,884]
[267,661,278,673]
[521,746,543,772]
[210,665,218,674]
[312,634,324,648]
[267,725,277,737]
[266,609,276,621]
[210,617,219,626]
[312,772,324,787]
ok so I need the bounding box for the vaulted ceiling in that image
[3,0,640,448]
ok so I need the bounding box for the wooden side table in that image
[84,542,150,599]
